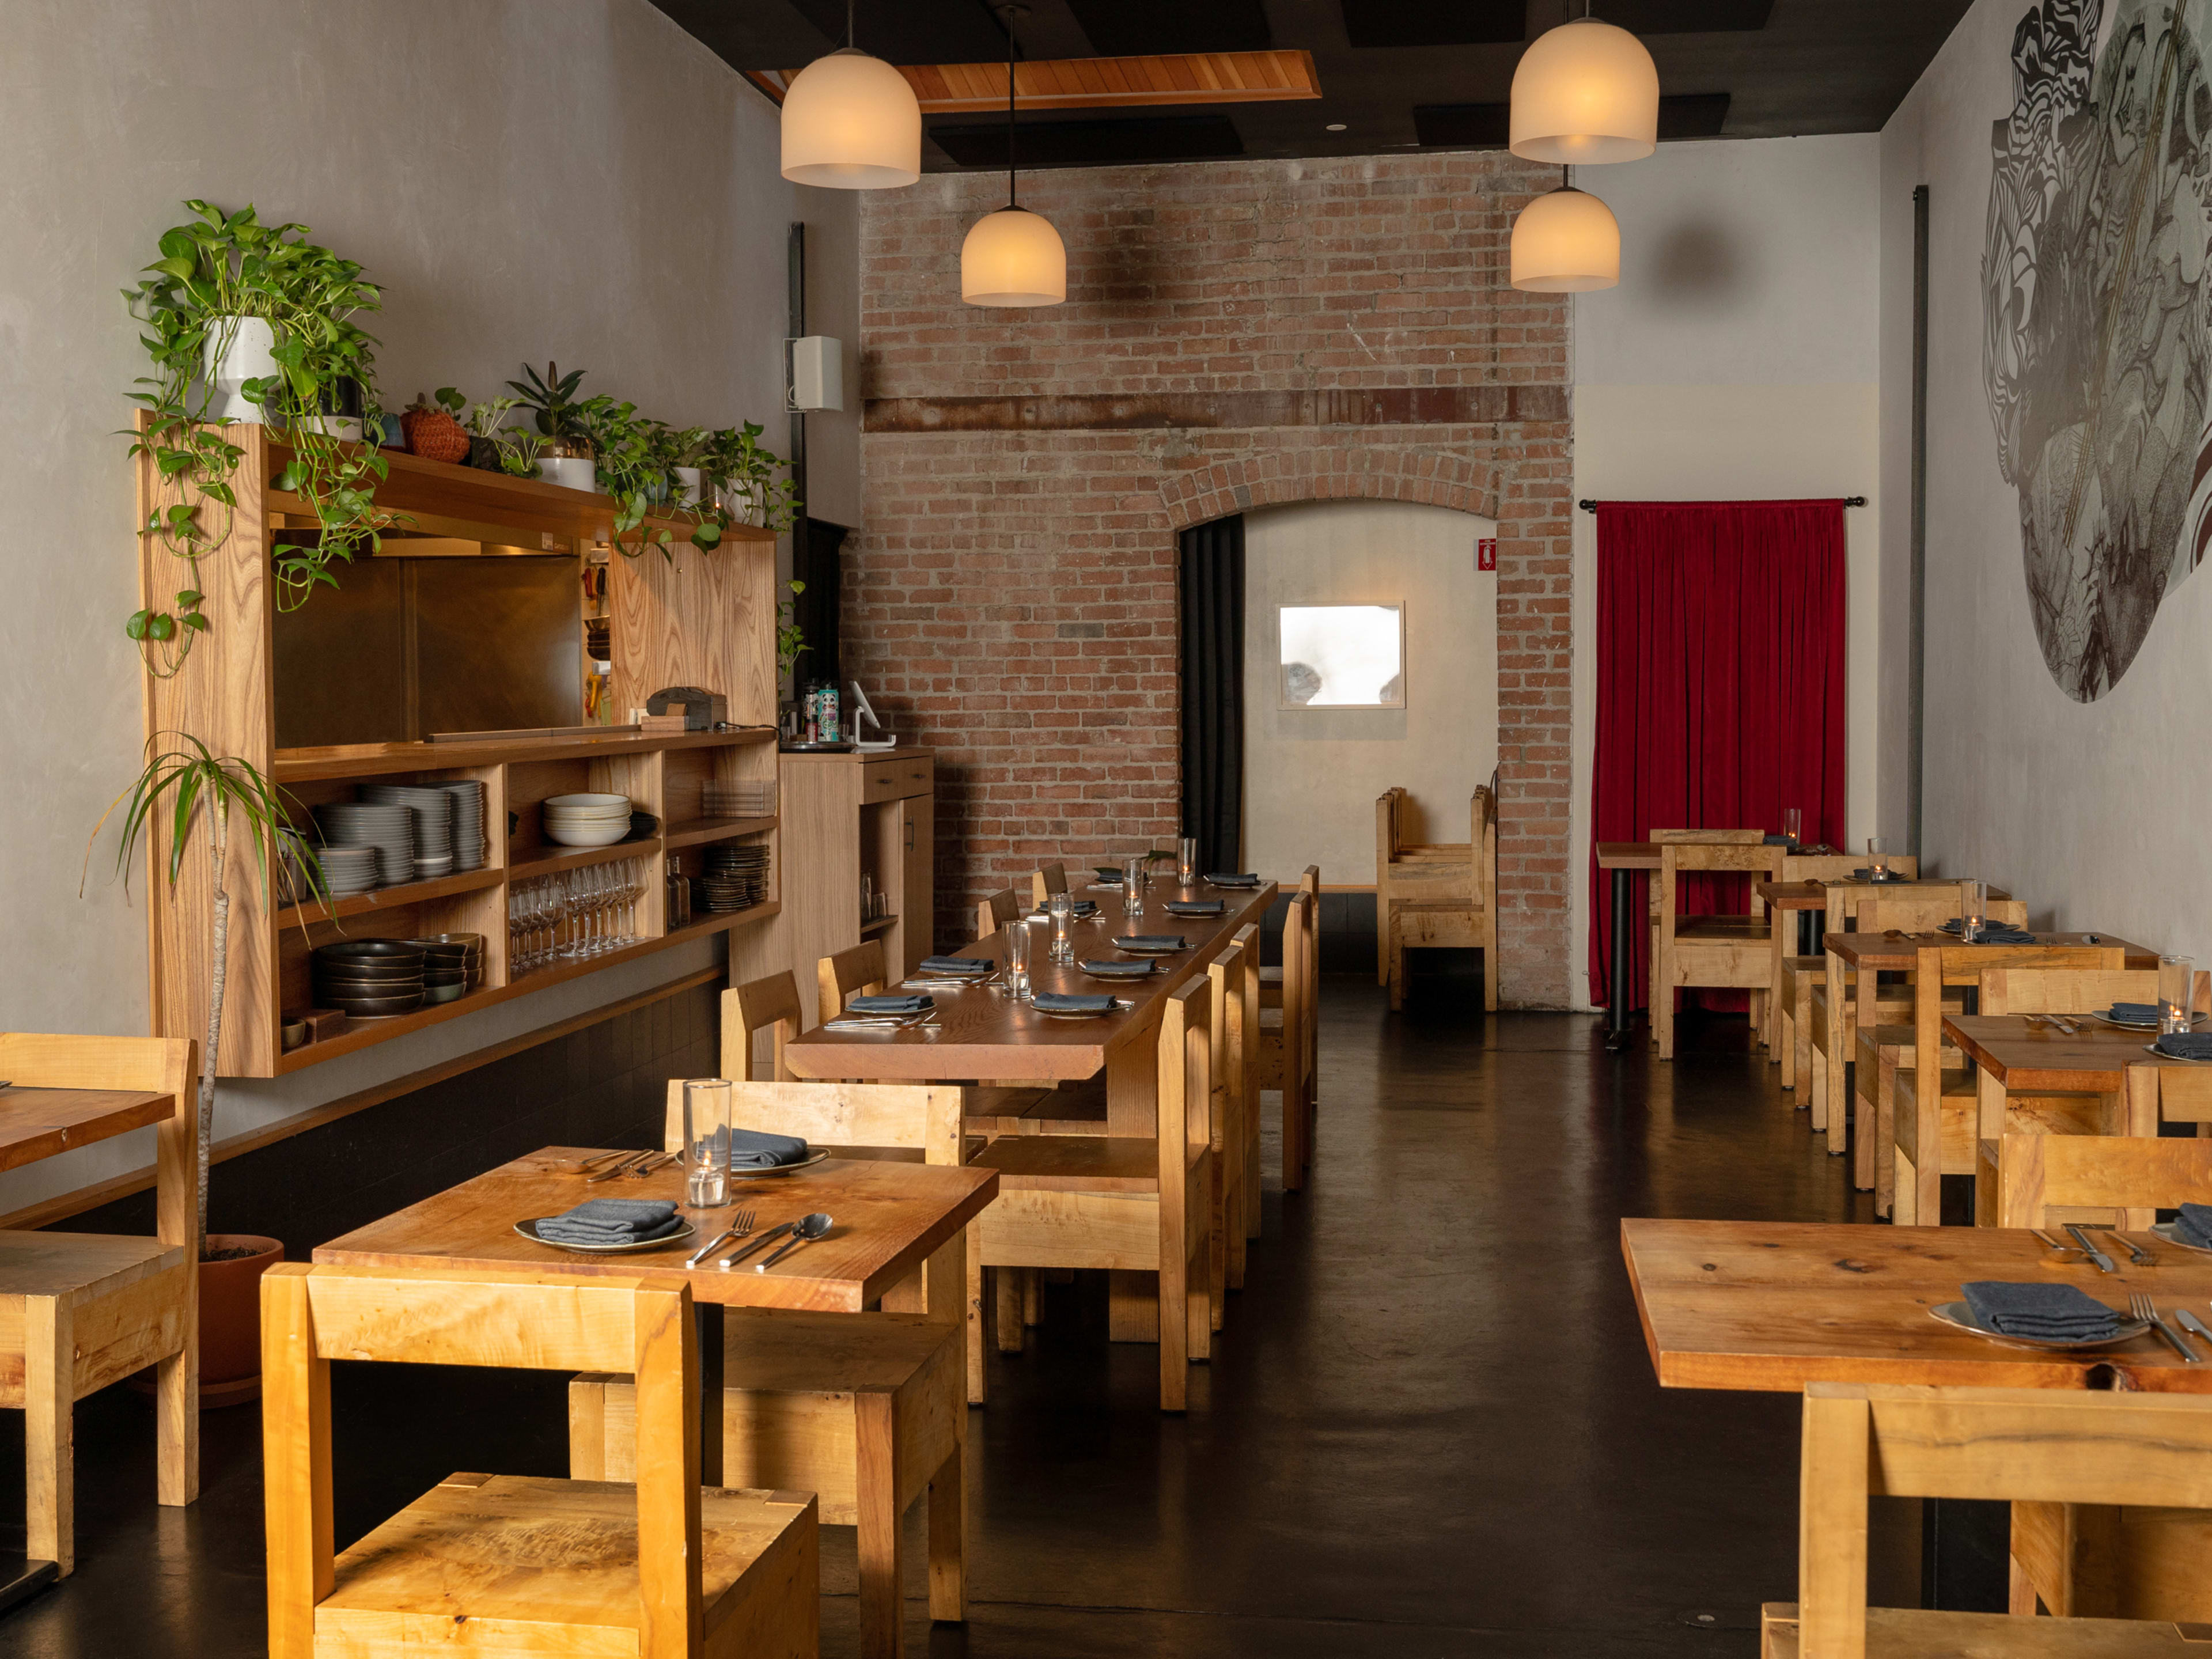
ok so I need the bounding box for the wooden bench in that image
[1376,785,1497,1011]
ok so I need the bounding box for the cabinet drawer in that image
[862,755,933,802]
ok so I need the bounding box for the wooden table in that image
[316,1146,1000,1482]
[1942,1015,2212,1136]
[786,877,1278,1137]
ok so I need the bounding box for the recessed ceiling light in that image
[1325,123,1347,131]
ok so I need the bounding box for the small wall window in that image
[1277,603,1404,707]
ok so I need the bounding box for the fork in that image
[2130,1292,2200,1362]
[624,1150,681,1178]
[683,1207,757,1268]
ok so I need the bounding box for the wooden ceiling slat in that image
[875,49,1319,113]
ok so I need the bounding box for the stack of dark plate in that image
[695,841,770,912]
[312,844,378,900]
[362,784,456,880]
[434,781,487,871]
[314,801,416,887]
[312,940,425,1017]
[403,933,484,1003]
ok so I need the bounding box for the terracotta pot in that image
[199,1234,284,1404]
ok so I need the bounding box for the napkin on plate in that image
[1093,868,1125,884]
[1113,935,1188,951]
[1165,899,1225,916]
[2107,1002,2160,1024]
[2156,1033,2212,1060]
[1029,900,1099,919]
[1081,958,1155,977]
[729,1128,809,1169]
[1942,920,2036,943]
[846,994,935,1016]
[2175,1203,2212,1248]
[1961,1280,2123,1339]
[1206,872,1263,887]
[1032,991,1116,1015]
[918,956,990,976]
[535,1197,683,1245]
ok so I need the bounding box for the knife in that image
[2150,1313,2200,1364]
[718,1222,796,1270]
[2064,1223,2119,1273]
[2177,1309,2212,1349]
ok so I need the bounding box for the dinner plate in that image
[2143,1044,2212,1063]
[2150,1222,2212,1256]
[1926,1300,2150,1352]
[728,1148,834,1178]
[1039,1007,1114,1020]
[2092,1011,2207,1031]
[1082,965,1155,980]
[515,1217,697,1254]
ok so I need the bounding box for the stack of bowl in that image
[311,941,425,1018]
[313,844,379,900]
[314,800,416,887]
[435,781,487,870]
[361,783,456,880]
[404,933,484,1002]
[543,793,632,848]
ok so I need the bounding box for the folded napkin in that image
[729,1127,809,1169]
[536,1197,683,1245]
[2107,1002,2160,1024]
[1851,868,1905,882]
[1961,1280,2123,1340]
[1165,899,1226,916]
[1093,868,1126,884]
[1763,834,1797,846]
[2176,1203,2212,1248]
[918,955,990,976]
[846,994,935,1016]
[1081,957,1156,977]
[1942,920,2036,942]
[1113,934,1188,951]
[1032,991,1116,1015]
[1206,872,1263,887]
[2155,1032,2212,1060]
[1031,900,1099,918]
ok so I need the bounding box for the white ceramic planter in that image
[291,412,365,443]
[538,456,597,493]
[718,477,769,527]
[673,467,703,507]
[202,317,281,421]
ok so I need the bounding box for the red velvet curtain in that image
[1588,500,1847,1012]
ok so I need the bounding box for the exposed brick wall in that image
[851,152,1574,1007]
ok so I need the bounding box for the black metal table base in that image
[0,1554,59,1616]
[1606,867,1637,1051]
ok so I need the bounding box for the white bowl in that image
[545,822,631,848]
[545,793,629,810]
[545,805,632,819]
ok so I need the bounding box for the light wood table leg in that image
[855,1391,903,1659]
[963,1221,987,1406]
[26,1296,72,1576]
[927,1439,966,1623]
[1108,1024,1162,1342]
[156,1079,198,1506]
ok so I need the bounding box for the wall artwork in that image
[1984,0,2212,700]
[1277,603,1405,707]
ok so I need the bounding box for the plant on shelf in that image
[700,420,801,534]
[83,733,325,1253]
[400,387,471,464]
[576,394,667,558]
[123,201,392,673]
[493,425,546,478]
[462,395,521,470]
[778,579,808,683]
[507,360,593,448]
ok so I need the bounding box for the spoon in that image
[755,1212,833,1272]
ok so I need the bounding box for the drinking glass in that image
[1957,880,1986,943]
[1048,892,1075,964]
[1122,855,1146,916]
[1178,835,1199,887]
[2161,955,2195,1035]
[1781,808,1802,846]
[561,870,588,959]
[1003,917,1033,1001]
[861,873,874,926]
[681,1078,732,1209]
[1866,836,1888,881]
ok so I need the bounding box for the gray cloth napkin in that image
[1113,934,1188,950]
[1961,1280,2122,1339]
[2156,1033,2212,1060]
[919,956,989,975]
[1080,958,1155,977]
[1165,900,1225,916]
[1033,991,1116,1014]
[2107,1002,2160,1023]
[536,1197,681,1244]
[847,994,934,1015]
[729,1127,808,1169]
[1944,920,2036,942]
[1763,834,1795,846]
[2176,1203,2212,1248]
[1206,873,1262,886]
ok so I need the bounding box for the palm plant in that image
[84,734,324,1252]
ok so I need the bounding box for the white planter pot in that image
[718,476,768,528]
[538,456,597,493]
[291,412,365,443]
[673,467,703,507]
[201,317,280,421]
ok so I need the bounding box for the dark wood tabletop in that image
[1822,931,2156,971]
[1623,1217,2212,1394]
[1756,878,2003,911]
[0,1085,177,1175]
[785,878,1278,1083]
[1943,1014,2199,1090]
[313,1146,1000,1313]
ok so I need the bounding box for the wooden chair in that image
[1203,935,1253,1325]
[1376,787,1496,1009]
[1219,923,1263,1283]
[572,1078,971,1659]
[1258,889,1318,1192]
[721,969,804,1081]
[1260,866,1318,1007]
[1763,1381,2212,1656]
[263,1263,819,1659]
[819,940,890,1025]
[1650,839,1786,1060]
[969,979,1214,1410]
[1770,857,1921,1089]
[1988,1120,2212,1232]
[1029,862,1068,907]
[0,1032,197,1580]
[976,886,1022,940]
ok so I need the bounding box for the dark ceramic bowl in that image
[316,940,426,968]
[320,991,424,1018]
[312,959,425,983]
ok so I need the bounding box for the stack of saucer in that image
[434,781,487,871]
[696,841,770,912]
[543,793,631,848]
[404,933,484,1002]
[361,784,456,880]
[314,800,416,887]
[312,844,379,899]
[702,778,776,817]
[312,940,425,1017]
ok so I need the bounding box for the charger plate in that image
[1927,1301,2149,1352]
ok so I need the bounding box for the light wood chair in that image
[1203,935,1252,1326]
[1763,1381,2212,1656]
[976,886,1022,940]
[0,1032,198,1580]
[721,969,804,1081]
[1260,866,1318,1007]
[1029,863,1068,906]
[572,1078,971,1658]
[1376,787,1496,1008]
[1988,1120,2212,1232]
[1218,923,1263,1285]
[968,979,1214,1411]
[1258,889,1318,1192]
[819,940,890,1025]
[1771,856,1922,1089]
[263,1263,819,1659]
[1650,839,1787,1060]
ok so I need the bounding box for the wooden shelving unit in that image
[137,422,789,1078]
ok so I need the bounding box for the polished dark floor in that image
[0,976,1881,1657]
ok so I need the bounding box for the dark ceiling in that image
[652,0,1974,172]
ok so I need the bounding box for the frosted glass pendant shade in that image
[961,206,1067,307]
[781,48,922,189]
[1510,185,1619,292]
[1509,18,1658,165]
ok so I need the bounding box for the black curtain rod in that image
[1578,496,1868,512]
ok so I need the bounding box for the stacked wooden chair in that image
[264,1263,819,1659]
[1376,785,1498,1011]
[1647,833,1786,1060]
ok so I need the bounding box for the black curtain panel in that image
[1179,514,1245,872]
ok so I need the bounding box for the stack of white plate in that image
[543,792,631,848]
[314,801,416,887]
[434,780,487,870]
[362,784,457,880]
[315,844,379,898]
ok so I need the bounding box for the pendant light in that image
[1510,170,1619,292]
[1509,5,1658,166]
[781,0,921,189]
[961,6,1066,308]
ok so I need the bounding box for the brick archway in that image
[1158,448,1501,531]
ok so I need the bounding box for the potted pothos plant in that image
[702,421,801,532]
[84,734,327,1403]
[123,202,391,677]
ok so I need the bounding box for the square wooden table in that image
[316,1146,1000,1482]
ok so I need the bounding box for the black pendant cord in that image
[847,0,855,48]
[1005,10,1018,209]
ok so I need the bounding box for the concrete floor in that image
[1,978,1896,1657]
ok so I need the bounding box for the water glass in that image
[1178,835,1199,886]
[1865,836,1888,881]
[2161,955,2195,1035]
[1957,880,1986,943]
[1003,917,1034,1002]
[861,873,874,926]
[681,1078,732,1209]
[1048,892,1075,964]
[1781,807,1802,845]
[1123,855,1146,916]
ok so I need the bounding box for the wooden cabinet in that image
[778,751,937,1018]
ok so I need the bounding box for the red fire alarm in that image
[1478,537,1497,572]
